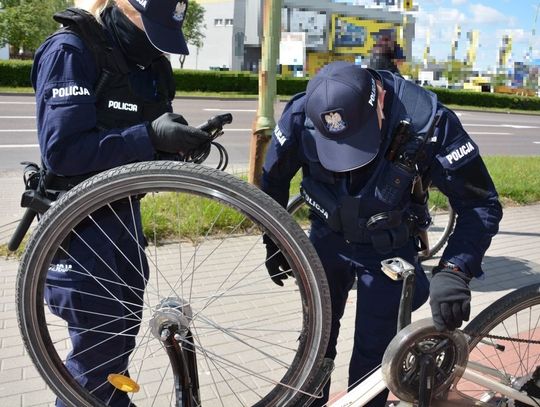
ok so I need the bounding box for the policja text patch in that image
[436,137,479,170]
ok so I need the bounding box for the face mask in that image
[102,6,163,68]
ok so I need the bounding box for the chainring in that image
[381,318,469,402]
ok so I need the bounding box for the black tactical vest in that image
[300,71,439,252]
[52,7,174,131]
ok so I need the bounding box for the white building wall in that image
[0,46,9,60]
[170,0,413,71]
[244,0,261,45]
[171,0,235,70]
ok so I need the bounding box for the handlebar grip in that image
[8,208,37,251]
[197,113,233,133]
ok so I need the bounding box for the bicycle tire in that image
[17,161,331,407]
[440,283,540,405]
[418,203,455,261]
[286,194,309,225]
[286,193,456,261]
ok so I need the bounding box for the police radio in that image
[385,118,412,163]
[386,117,427,173]
[383,117,432,252]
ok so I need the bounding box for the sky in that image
[408,0,540,72]
[344,0,540,72]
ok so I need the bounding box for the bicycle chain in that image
[469,332,540,345]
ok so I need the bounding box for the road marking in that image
[203,108,257,112]
[0,116,36,119]
[501,124,540,129]
[468,132,512,135]
[463,123,539,129]
[0,144,39,148]
[534,142,540,144]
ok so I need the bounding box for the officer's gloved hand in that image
[148,112,211,154]
[263,235,292,286]
[429,262,472,331]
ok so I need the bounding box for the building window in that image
[214,18,224,26]
[225,19,233,26]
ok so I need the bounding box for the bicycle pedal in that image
[381,257,415,281]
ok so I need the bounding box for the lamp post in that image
[248,0,282,186]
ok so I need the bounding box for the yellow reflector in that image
[107,374,140,393]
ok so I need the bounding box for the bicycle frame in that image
[328,360,540,406]
[326,259,540,407]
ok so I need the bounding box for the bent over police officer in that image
[30,0,209,405]
[261,61,503,406]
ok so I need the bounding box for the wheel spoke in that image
[18,162,329,407]
[447,285,540,405]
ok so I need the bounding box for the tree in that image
[0,0,72,58]
[399,61,421,81]
[178,0,205,68]
[443,59,468,86]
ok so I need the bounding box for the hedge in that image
[0,60,33,87]
[426,86,540,111]
[1,60,539,111]
[172,69,309,95]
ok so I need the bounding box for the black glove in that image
[263,235,292,286]
[429,263,472,331]
[148,113,211,154]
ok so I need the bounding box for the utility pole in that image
[248,0,282,186]
[528,1,540,63]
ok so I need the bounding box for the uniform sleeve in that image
[260,98,303,208]
[428,108,503,278]
[32,35,155,177]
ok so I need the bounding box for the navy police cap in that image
[128,0,189,55]
[305,61,381,172]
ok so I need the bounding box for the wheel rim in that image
[18,163,328,407]
[419,205,454,260]
[448,300,540,405]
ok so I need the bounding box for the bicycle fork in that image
[161,326,201,407]
[150,298,201,407]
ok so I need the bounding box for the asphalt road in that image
[0,94,539,173]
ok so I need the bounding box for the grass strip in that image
[1,156,539,257]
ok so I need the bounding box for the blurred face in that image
[116,0,144,31]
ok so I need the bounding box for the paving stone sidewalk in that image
[0,170,539,405]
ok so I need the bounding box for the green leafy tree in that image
[0,0,72,58]
[399,61,422,81]
[443,59,467,85]
[178,0,205,68]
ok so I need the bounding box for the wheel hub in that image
[149,297,193,340]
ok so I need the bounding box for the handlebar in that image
[8,208,37,251]
[8,113,235,252]
[197,113,233,135]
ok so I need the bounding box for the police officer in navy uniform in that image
[261,61,503,406]
[31,0,209,405]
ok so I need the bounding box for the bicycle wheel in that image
[17,161,331,407]
[419,189,456,261]
[440,283,540,405]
